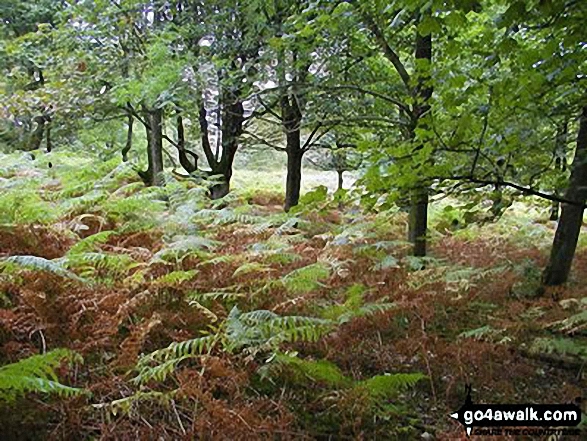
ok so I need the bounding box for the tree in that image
[305,131,362,191]
[349,0,438,256]
[182,0,263,198]
[542,106,587,286]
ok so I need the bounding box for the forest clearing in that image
[0,0,586,439]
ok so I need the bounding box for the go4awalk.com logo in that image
[450,385,582,437]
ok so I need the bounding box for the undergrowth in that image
[0,150,584,439]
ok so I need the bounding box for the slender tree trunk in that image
[176,114,197,174]
[408,29,433,257]
[177,114,185,150]
[337,170,344,191]
[408,180,429,253]
[549,121,568,221]
[490,185,504,219]
[29,115,46,151]
[542,106,587,287]
[198,99,226,199]
[122,114,133,163]
[285,136,303,212]
[122,113,133,162]
[208,97,243,199]
[143,107,164,186]
[281,88,304,211]
[199,102,215,167]
[45,123,51,153]
[409,187,429,256]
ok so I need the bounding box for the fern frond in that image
[263,353,351,387]
[133,335,218,385]
[153,269,198,288]
[337,302,397,324]
[550,308,587,335]
[152,235,220,262]
[226,307,333,352]
[0,349,86,402]
[187,291,244,303]
[458,325,505,342]
[247,222,273,235]
[354,372,426,400]
[262,250,302,265]
[233,262,273,278]
[64,252,138,279]
[67,231,115,255]
[93,390,175,416]
[187,299,219,322]
[371,255,400,271]
[275,217,301,235]
[133,355,193,385]
[198,254,240,267]
[1,256,86,283]
[530,337,587,360]
[140,335,218,365]
[194,208,258,226]
[281,263,330,294]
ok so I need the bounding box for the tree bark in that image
[337,170,344,191]
[142,107,164,186]
[408,29,433,257]
[122,112,133,162]
[199,94,243,199]
[281,88,304,211]
[285,142,303,211]
[210,98,243,199]
[176,114,198,174]
[542,106,587,287]
[45,123,51,153]
[409,186,429,256]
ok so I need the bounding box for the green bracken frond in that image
[354,373,426,400]
[226,307,333,353]
[265,353,352,387]
[67,231,116,255]
[153,269,198,287]
[134,335,218,385]
[152,236,221,262]
[1,255,86,283]
[0,349,86,402]
[233,262,273,277]
[281,262,330,293]
[530,337,587,360]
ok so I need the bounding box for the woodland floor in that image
[0,153,585,440]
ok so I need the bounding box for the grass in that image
[232,167,356,194]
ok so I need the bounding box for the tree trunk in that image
[408,29,433,257]
[28,115,46,151]
[542,106,587,287]
[143,107,164,186]
[285,137,303,212]
[337,170,344,191]
[122,113,133,162]
[207,97,243,199]
[176,114,197,174]
[490,185,504,219]
[281,85,304,210]
[45,123,51,153]
[409,186,429,256]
